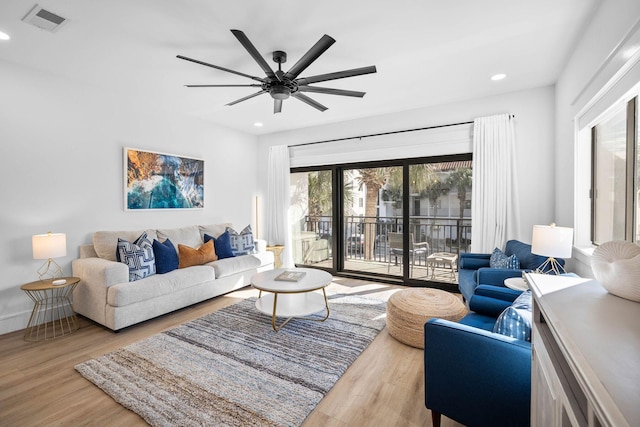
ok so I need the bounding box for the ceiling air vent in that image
[22,4,68,33]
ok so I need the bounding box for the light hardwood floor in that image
[0,277,463,427]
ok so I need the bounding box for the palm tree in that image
[382,164,440,244]
[446,167,472,219]
[385,164,438,196]
[356,168,390,260]
[307,170,356,237]
[308,170,332,226]
[421,177,446,217]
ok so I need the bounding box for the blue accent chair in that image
[458,240,564,308]
[424,296,532,427]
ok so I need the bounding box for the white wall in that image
[257,85,557,245]
[555,0,640,277]
[0,59,258,335]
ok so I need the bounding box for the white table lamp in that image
[32,232,66,280]
[531,224,573,275]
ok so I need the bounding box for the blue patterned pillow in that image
[493,290,532,341]
[152,238,179,274]
[204,232,235,259]
[226,225,255,256]
[489,248,520,269]
[117,232,156,281]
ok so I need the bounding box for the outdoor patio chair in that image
[387,232,429,275]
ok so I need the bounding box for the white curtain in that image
[266,145,294,268]
[470,114,520,253]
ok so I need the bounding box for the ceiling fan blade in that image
[274,99,283,114]
[185,84,263,87]
[230,29,278,80]
[291,92,328,112]
[297,65,377,85]
[298,86,366,97]
[226,90,267,106]
[283,34,336,81]
[177,55,265,82]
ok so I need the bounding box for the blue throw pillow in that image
[152,238,179,274]
[204,232,235,259]
[489,247,520,269]
[117,232,156,281]
[226,225,255,256]
[493,290,532,341]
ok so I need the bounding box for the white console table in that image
[527,273,640,427]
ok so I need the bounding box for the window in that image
[591,96,639,244]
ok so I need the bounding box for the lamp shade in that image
[531,225,573,258]
[32,232,67,259]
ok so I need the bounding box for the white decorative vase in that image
[591,240,640,303]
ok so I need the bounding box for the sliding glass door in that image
[342,166,403,277]
[290,169,333,267]
[407,161,472,283]
[290,155,472,287]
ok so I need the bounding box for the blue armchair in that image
[458,239,563,305]
[424,296,532,427]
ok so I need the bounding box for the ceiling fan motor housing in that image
[270,84,291,99]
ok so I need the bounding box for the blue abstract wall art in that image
[125,148,204,210]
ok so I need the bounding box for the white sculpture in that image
[591,240,640,303]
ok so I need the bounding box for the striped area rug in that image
[75,295,387,426]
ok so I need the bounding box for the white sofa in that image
[71,224,274,331]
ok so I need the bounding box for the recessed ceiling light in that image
[622,45,640,60]
[491,73,506,81]
[0,31,10,41]
[254,122,263,127]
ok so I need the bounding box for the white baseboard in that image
[0,309,31,336]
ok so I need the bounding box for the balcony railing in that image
[301,215,472,266]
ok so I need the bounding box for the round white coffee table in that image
[251,268,332,331]
[504,277,528,291]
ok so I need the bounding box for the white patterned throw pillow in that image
[117,232,156,281]
[226,225,255,256]
[489,247,520,269]
[493,290,532,341]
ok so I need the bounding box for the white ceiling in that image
[0,0,599,135]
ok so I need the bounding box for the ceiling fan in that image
[177,29,377,114]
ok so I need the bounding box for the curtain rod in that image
[288,114,514,148]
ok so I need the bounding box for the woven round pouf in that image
[386,288,466,349]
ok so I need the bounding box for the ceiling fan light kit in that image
[177,29,376,114]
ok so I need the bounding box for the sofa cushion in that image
[204,232,235,260]
[505,240,549,271]
[459,312,497,332]
[198,223,233,240]
[178,240,217,268]
[251,251,275,267]
[457,269,477,303]
[94,229,157,261]
[226,225,256,255]
[117,232,156,281]
[459,255,490,270]
[209,254,261,278]
[157,226,203,255]
[153,238,179,274]
[106,265,215,307]
[493,290,532,341]
[490,248,520,269]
